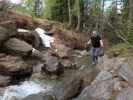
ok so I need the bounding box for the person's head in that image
[92,31,97,37]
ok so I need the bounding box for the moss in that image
[107,43,133,58]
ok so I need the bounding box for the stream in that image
[0,50,93,100]
[1,81,52,100]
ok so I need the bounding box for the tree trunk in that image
[128,0,133,32]
[76,0,81,31]
[99,0,105,34]
[68,0,72,27]
[35,0,43,16]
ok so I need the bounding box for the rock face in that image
[22,94,54,100]
[4,38,33,56]
[0,55,32,76]
[119,61,133,83]
[74,71,114,100]
[16,31,41,49]
[41,52,64,76]
[116,87,133,100]
[51,76,82,100]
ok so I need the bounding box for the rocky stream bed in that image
[1,1,133,100]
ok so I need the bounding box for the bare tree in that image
[35,0,43,16]
[128,0,133,32]
[68,0,72,26]
[76,0,81,31]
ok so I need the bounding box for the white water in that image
[9,0,22,4]
[35,28,54,48]
[2,81,52,100]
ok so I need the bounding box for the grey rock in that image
[4,38,33,56]
[92,70,113,84]
[74,71,114,100]
[52,76,82,100]
[16,31,41,49]
[116,87,133,100]
[22,94,54,100]
[41,52,64,76]
[119,61,133,83]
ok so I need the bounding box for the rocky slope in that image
[0,1,88,87]
[1,1,133,100]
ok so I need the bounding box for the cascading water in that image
[2,81,52,100]
[35,28,54,48]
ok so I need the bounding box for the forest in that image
[17,0,133,45]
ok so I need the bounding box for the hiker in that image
[87,31,104,65]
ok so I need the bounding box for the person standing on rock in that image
[87,31,104,65]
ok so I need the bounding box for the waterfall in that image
[35,28,54,48]
[2,81,52,100]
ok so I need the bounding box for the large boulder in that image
[51,76,82,100]
[16,31,41,49]
[116,87,133,100]
[31,67,99,100]
[74,71,115,100]
[4,38,33,56]
[51,69,99,100]
[22,94,54,100]
[0,55,32,76]
[119,60,133,84]
[41,52,64,76]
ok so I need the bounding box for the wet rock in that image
[119,60,133,84]
[74,71,114,100]
[4,38,33,56]
[31,68,99,100]
[51,76,82,100]
[22,94,54,100]
[0,75,11,87]
[116,87,133,100]
[0,55,32,76]
[41,52,64,76]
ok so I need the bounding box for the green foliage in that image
[107,43,133,57]
[14,0,133,46]
[89,0,101,17]
[22,0,35,16]
[44,0,68,22]
[15,0,36,16]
